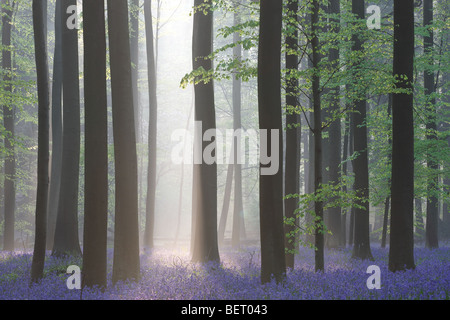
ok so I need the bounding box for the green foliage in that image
[285,176,365,252]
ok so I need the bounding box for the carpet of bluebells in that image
[0,244,449,300]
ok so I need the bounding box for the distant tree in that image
[311,0,324,272]
[350,0,373,261]
[2,0,16,252]
[191,0,220,263]
[143,0,158,250]
[258,0,285,283]
[218,162,233,246]
[389,0,416,272]
[326,0,342,249]
[46,0,63,251]
[82,0,108,288]
[231,8,245,249]
[30,0,49,283]
[52,0,82,257]
[130,0,141,143]
[108,0,141,283]
[284,0,300,269]
[423,0,439,249]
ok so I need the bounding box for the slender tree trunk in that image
[46,0,63,251]
[347,97,355,246]
[218,162,234,246]
[82,0,108,288]
[108,0,141,283]
[191,0,220,263]
[351,0,373,261]
[30,0,49,282]
[381,196,390,248]
[130,0,141,143]
[52,0,81,257]
[311,0,324,272]
[325,0,342,249]
[231,9,245,249]
[424,0,439,249]
[2,0,16,252]
[258,0,285,283]
[389,0,415,272]
[381,95,392,249]
[143,0,158,250]
[284,0,300,269]
[415,198,425,243]
[341,112,350,246]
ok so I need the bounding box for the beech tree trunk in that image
[2,0,16,252]
[389,0,415,272]
[143,0,158,250]
[351,0,373,261]
[52,0,81,257]
[30,0,49,283]
[284,0,300,269]
[82,0,108,288]
[191,0,220,263]
[424,0,439,249]
[108,0,141,283]
[46,0,63,251]
[258,0,285,283]
[231,9,245,249]
[326,0,342,249]
[311,0,324,272]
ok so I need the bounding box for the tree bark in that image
[351,0,373,261]
[191,0,220,264]
[326,0,342,249]
[143,0,158,250]
[130,0,141,143]
[30,0,49,283]
[82,0,108,288]
[218,162,233,246]
[258,0,285,283]
[2,0,16,252]
[231,9,245,249]
[108,0,141,283]
[389,0,415,272]
[52,0,81,257]
[424,0,439,249]
[284,0,300,269]
[46,0,63,251]
[311,0,324,272]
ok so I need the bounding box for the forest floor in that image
[0,243,449,300]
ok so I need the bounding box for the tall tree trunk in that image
[389,0,415,272]
[415,198,425,242]
[381,96,392,249]
[46,0,63,251]
[341,112,350,246]
[351,0,373,260]
[218,162,233,246]
[258,0,285,283]
[143,0,158,250]
[191,0,220,263]
[82,0,108,288]
[108,0,141,283]
[348,98,355,246]
[284,0,300,269]
[52,0,81,257]
[30,0,49,282]
[2,0,16,252]
[326,0,342,249]
[231,9,245,249]
[311,0,324,272]
[424,0,439,249]
[130,0,141,143]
